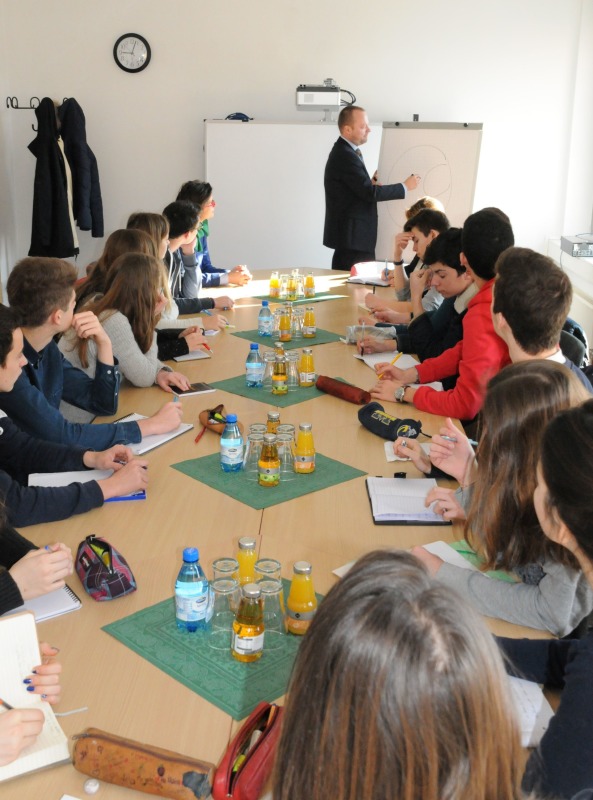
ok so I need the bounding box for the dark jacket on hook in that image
[58,98,104,238]
[27,97,77,258]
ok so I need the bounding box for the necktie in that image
[355,148,363,160]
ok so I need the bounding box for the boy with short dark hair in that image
[2,258,182,448]
[492,247,592,391]
[371,208,514,424]
[162,201,233,313]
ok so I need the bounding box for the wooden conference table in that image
[16,271,550,800]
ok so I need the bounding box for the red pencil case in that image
[211,702,283,800]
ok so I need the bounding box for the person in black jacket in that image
[0,305,148,527]
[323,105,420,270]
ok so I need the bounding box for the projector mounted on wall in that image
[296,78,355,121]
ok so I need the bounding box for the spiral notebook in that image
[3,585,82,623]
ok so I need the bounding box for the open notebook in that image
[115,414,193,455]
[366,477,451,525]
[0,612,70,782]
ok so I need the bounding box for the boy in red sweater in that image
[371,208,514,425]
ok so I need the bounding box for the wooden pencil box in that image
[73,727,214,799]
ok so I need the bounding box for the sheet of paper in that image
[115,414,193,455]
[422,541,479,572]
[368,477,444,523]
[508,675,554,748]
[385,441,431,462]
[354,351,420,371]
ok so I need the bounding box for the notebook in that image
[171,382,216,396]
[365,477,451,525]
[3,585,82,623]
[29,469,146,502]
[173,349,211,362]
[347,261,391,286]
[115,413,193,455]
[0,612,70,782]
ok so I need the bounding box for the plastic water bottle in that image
[220,413,244,472]
[258,300,273,336]
[245,343,264,388]
[175,547,209,632]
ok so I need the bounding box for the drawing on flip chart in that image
[375,123,482,260]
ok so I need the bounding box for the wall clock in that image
[113,33,151,73]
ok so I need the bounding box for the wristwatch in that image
[395,386,408,403]
[394,259,404,266]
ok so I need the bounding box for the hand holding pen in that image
[429,418,476,485]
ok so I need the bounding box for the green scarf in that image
[196,220,209,253]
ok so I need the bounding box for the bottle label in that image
[302,326,316,337]
[246,365,265,387]
[305,287,315,297]
[258,466,280,485]
[232,631,264,654]
[269,287,280,298]
[221,444,244,466]
[258,320,273,336]
[175,592,208,621]
[272,378,288,395]
[299,371,316,385]
[294,454,315,472]
[286,607,316,634]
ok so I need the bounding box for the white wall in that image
[0,0,591,285]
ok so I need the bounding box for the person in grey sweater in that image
[58,252,198,423]
[396,361,593,636]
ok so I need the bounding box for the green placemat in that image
[253,293,348,304]
[172,452,366,510]
[232,328,342,349]
[210,374,325,407]
[450,540,517,583]
[102,580,324,720]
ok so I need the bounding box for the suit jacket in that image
[323,137,405,252]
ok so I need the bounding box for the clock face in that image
[113,34,151,73]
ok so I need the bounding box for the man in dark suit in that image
[323,105,420,270]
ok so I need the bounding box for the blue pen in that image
[441,434,479,447]
[202,310,213,316]
[173,394,179,403]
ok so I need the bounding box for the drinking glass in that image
[286,352,300,391]
[277,433,295,480]
[262,353,276,390]
[254,558,282,582]
[208,578,241,651]
[259,579,286,651]
[212,557,239,581]
[244,433,264,481]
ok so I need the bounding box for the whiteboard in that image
[204,120,381,271]
[375,122,483,260]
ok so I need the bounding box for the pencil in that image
[202,343,213,352]
[194,426,207,445]
[378,351,403,379]
[1,698,14,711]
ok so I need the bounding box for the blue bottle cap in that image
[226,413,238,423]
[183,547,199,562]
[262,300,269,307]
[250,343,259,350]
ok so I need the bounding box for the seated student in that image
[76,228,158,310]
[359,229,477,387]
[1,523,73,616]
[59,253,196,423]
[0,305,148,525]
[176,181,252,287]
[370,207,514,425]
[162,201,234,314]
[272,550,525,800]
[126,211,221,359]
[0,639,61,767]
[400,361,592,637]
[1,263,182,448]
[499,399,593,799]
[363,208,449,321]
[492,246,593,391]
[386,194,445,289]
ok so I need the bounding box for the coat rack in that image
[6,96,41,130]
[6,96,69,132]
